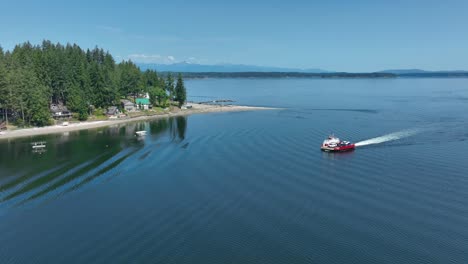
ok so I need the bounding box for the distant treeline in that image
[397,72,468,78]
[178,72,397,79]
[0,40,185,127]
[177,71,468,79]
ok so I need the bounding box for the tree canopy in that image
[0,40,183,127]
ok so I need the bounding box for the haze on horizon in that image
[1,0,467,72]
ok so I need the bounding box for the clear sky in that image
[1,0,467,72]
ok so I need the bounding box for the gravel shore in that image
[0,104,275,140]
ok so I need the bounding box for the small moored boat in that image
[31,141,47,149]
[135,131,147,136]
[321,135,355,152]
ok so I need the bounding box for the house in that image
[135,98,151,110]
[121,99,136,112]
[106,106,120,117]
[136,92,150,99]
[50,104,72,119]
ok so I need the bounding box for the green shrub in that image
[78,111,88,121]
[15,119,26,127]
[94,108,104,117]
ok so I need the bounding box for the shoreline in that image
[0,104,276,140]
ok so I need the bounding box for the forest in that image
[0,40,186,127]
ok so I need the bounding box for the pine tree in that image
[0,49,8,123]
[7,66,50,126]
[89,61,106,107]
[175,73,187,107]
[27,84,51,126]
[165,73,175,101]
[118,60,141,100]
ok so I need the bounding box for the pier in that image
[191,99,235,105]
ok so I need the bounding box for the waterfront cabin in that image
[106,106,120,117]
[121,99,136,112]
[50,104,72,119]
[136,98,151,110]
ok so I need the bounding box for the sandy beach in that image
[0,104,275,140]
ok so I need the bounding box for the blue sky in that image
[1,0,467,71]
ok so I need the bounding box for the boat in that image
[135,131,147,136]
[31,141,47,149]
[321,135,355,152]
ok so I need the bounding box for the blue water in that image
[1,78,468,263]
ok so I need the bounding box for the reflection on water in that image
[32,148,47,155]
[0,116,187,211]
[176,116,187,141]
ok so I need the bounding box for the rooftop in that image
[136,98,150,105]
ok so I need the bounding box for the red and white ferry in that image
[321,135,355,152]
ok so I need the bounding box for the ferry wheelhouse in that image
[321,135,355,152]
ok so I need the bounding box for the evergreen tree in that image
[118,60,141,100]
[27,84,51,126]
[0,40,188,126]
[175,73,187,107]
[143,70,159,87]
[7,66,50,126]
[76,100,89,121]
[89,61,106,107]
[165,73,175,100]
[0,49,8,123]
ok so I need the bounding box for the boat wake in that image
[355,129,421,147]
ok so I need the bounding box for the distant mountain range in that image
[137,62,329,73]
[136,63,468,78]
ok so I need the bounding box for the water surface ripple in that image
[1,78,468,263]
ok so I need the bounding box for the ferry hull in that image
[321,144,355,152]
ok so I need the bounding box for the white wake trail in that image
[355,129,420,147]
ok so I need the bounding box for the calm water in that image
[1,78,468,263]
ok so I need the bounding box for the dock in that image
[191,99,235,105]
